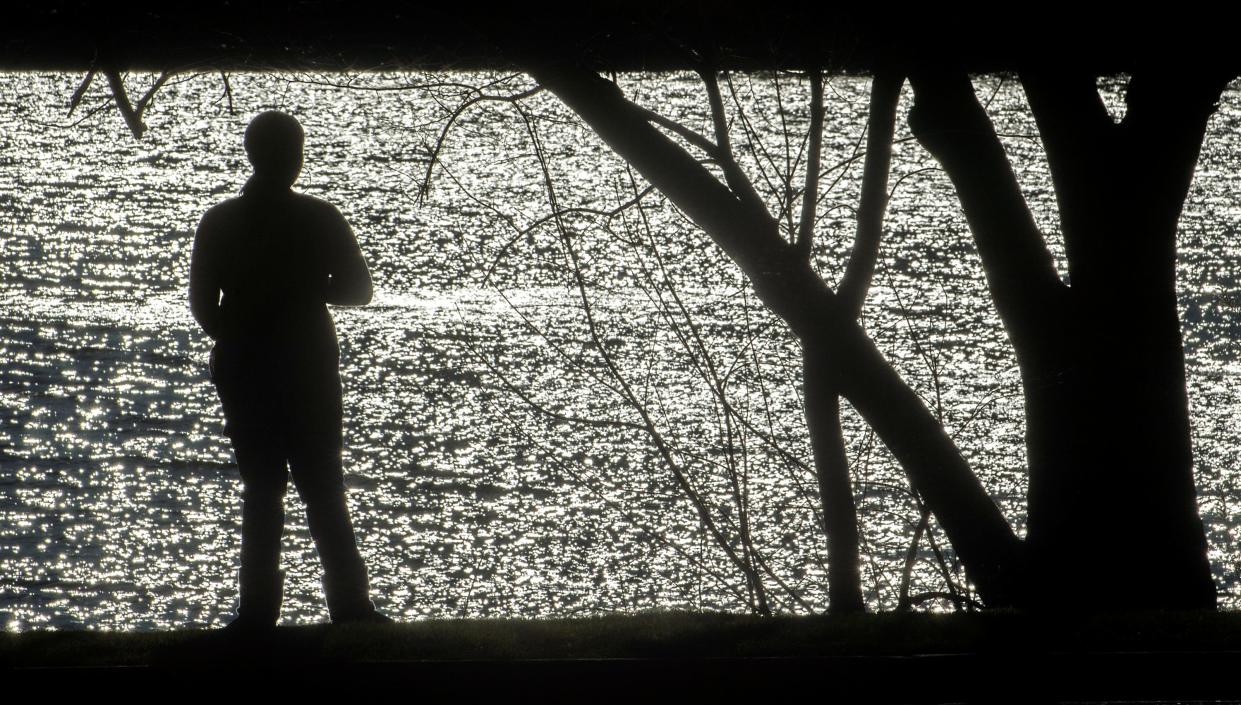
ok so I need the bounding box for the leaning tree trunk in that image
[529,62,1027,608]
[910,69,1229,609]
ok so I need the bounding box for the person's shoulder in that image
[197,196,246,233]
[200,195,249,220]
[290,189,344,214]
[291,192,350,226]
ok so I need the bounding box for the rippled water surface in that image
[2,73,1241,628]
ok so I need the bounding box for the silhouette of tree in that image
[417,73,864,615]
[522,62,1234,610]
[424,70,923,613]
[907,70,1232,608]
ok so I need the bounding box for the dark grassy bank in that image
[6,611,1241,702]
[6,609,1241,667]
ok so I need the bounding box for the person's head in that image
[244,111,304,186]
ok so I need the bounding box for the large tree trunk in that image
[1026,71,1225,609]
[910,70,1228,609]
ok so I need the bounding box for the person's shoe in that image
[224,569,283,636]
[332,607,395,625]
[221,613,278,635]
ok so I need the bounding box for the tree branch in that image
[795,70,825,259]
[634,104,719,156]
[419,85,544,201]
[521,103,775,614]
[700,69,770,220]
[104,68,145,139]
[838,72,903,317]
[67,69,96,116]
[103,68,171,140]
[219,71,235,115]
[908,71,1068,358]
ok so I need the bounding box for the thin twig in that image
[220,71,235,115]
[520,103,774,615]
[419,85,545,201]
[897,504,932,612]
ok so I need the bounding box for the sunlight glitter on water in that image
[1,72,1240,628]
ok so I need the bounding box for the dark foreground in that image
[5,611,1241,703]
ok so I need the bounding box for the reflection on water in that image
[2,73,1241,629]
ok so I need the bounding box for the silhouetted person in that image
[190,111,388,628]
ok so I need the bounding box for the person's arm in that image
[324,206,373,306]
[189,211,224,338]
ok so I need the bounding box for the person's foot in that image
[332,608,395,625]
[221,613,279,634]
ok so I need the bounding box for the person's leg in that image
[232,436,290,626]
[287,434,378,621]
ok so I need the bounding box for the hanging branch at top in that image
[67,68,97,116]
[219,71,235,115]
[103,68,172,140]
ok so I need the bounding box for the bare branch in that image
[634,104,719,156]
[725,74,786,212]
[483,185,656,283]
[837,72,903,316]
[795,70,824,258]
[923,519,969,610]
[479,359,752,606]
[473,345,645,433]
[219,71,235,115]
[104,68,145,139]
[908,71,1068,355]
[622,174,788,611]
[135,71,171,114]
[67,69,96,116]
[25,99,113,130]
[700,69,769,219]
[618,168,826,543]
[896,504,932,612]
[773,72,798,239]
[519,102,774,614]
[419,85,545,202]
[103,69,171,140]
[618,176,818,612]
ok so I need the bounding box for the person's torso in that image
[208,190,341,365]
